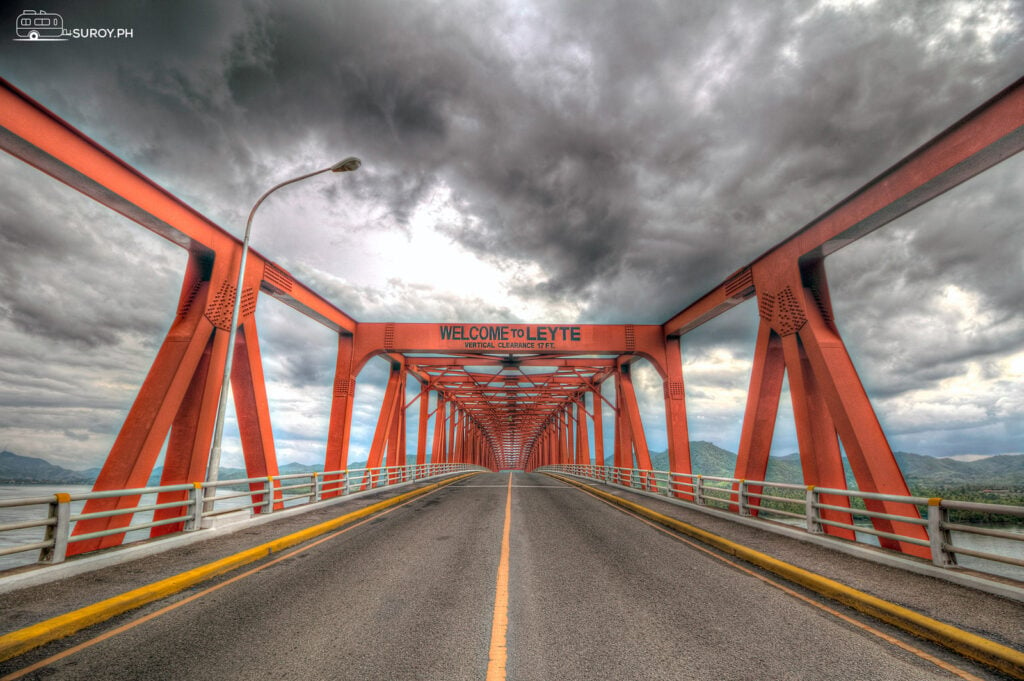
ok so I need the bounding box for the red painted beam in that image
[664,75,1024,336]
[0,78,357,335]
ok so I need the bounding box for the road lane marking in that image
[549,474,1017,680]
[576,485,984,680]
[0,473,478,678]
[454,485,571,488]
[486,472,513,681]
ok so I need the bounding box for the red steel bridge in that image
[1,76,1023,680]
[2,75,1023,557]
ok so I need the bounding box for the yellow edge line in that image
[546,473,1024,680]
[0,472,479,664]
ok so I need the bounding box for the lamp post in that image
[204,157,361,512]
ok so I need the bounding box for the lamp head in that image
[331,157,362,173]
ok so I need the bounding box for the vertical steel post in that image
[927,498,957,567]
[662,336,692,493]
[40,493,72,564]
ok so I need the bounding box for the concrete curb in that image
[0,472,466,596]
[0,472,478,664]
[548,473,1024,679]
[562,472,1024,603]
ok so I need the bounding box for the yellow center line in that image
[485,473,513,681]
[568,482,986,681]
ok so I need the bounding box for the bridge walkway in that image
[0,472,1020,680]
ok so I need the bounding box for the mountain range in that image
[0,451,354,486]
[646,442,1024,491]
[2,446,1022,490]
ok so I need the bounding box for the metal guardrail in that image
[0,463,484,568]
[539,464,1024,578]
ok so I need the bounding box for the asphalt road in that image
[0,472,1007,680]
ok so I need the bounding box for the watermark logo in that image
[14,9,134,41]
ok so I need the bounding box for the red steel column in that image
[431,394,447,464]
[69,253,226,554]
[617,362,654,474]
[751,258,929,556]
[451,409,461,464]
[591,387,605,467]
[449,407,459,464]
[731,321,786,512]
[325,334,357,493]
[562,409,573,464]
[366,361,403,487]
[781,331,856,540]
[150,322,220,535]
[416,384,430,466]
[456,409,468,464]
[575,399,591,466]
[227,316,282,513]
[385,366,408,471]
[613,370,631,482]
[663,336,693,495]
[796,262,929,556]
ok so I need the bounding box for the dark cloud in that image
[0,158,183,348]
[1,0,1021,464]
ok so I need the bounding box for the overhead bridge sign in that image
[438,324,582,350]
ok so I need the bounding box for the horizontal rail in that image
[0,517,55,533]
[69,514,194,544]
[813,501,930,527]
[944,544,1024,569]
[0,463,487,570]
[540,464,1024,581]
[753,507,805,521]
[0,540,51,559]
[66,483,195,502]
[817,518,932,548]
[0,496,54,509]
[70,499,197,523]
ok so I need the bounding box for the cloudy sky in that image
[0,0,1021,473]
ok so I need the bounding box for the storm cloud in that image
[0,0,1021,468]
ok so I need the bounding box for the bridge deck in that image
[0,472,1019,680]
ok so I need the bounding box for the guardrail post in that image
[927,498,957,567]
[695,476,705,506]
[185,483,204,531]
[311,472,321,504]
[40,493,72,564]
[805,486,823,534]
[263,477,275,514]
[738,480,750,516]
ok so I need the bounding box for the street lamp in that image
[204,157,362,508]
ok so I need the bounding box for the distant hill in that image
[0,451,343,486]
[3,446,1022,491]
[648,442,804,482]
[895,451,1024,489]
[645,443,1024,492]
[0,451,94,484]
